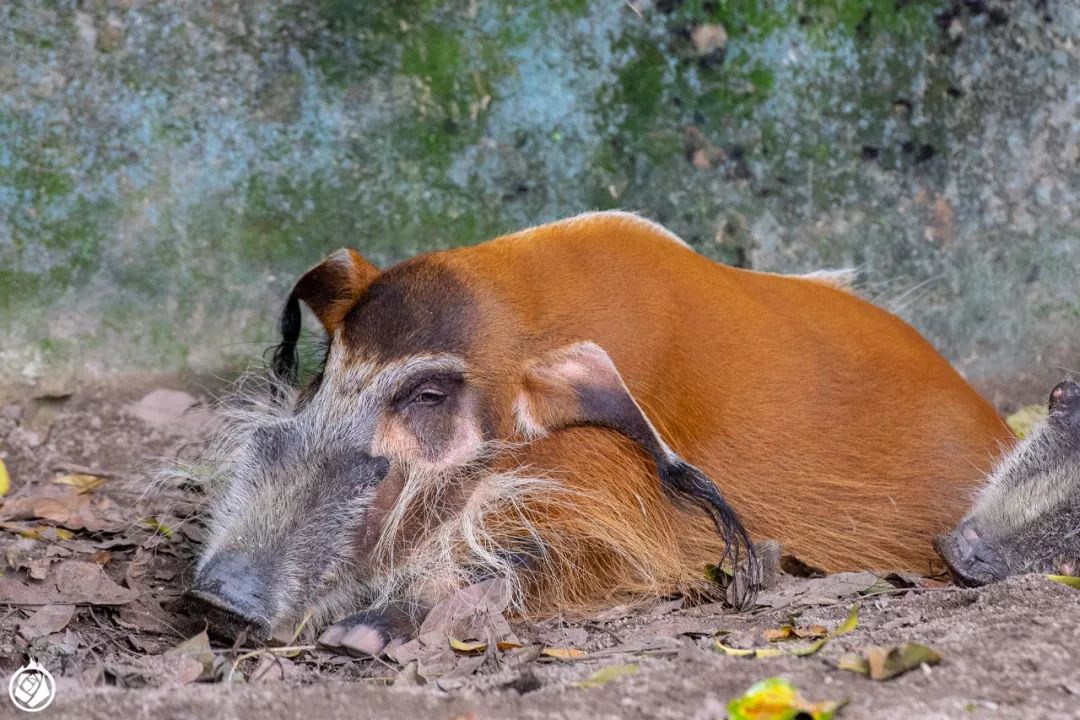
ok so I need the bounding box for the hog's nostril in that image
[1049,380,1080,416]
[189,552,273,635]
[936,522,1007,587]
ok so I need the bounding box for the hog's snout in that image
[1049,380,1080,424]
[934,521,1008,587]
[189,552,274,638]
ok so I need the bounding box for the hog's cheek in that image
[372,404,484,471]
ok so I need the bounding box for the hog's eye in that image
[410,387,447,406]
[395,371,462,410]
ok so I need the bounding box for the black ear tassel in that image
[271,294,302,385]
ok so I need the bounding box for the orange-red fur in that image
[320,212,1014,615]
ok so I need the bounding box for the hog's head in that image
[186,248,754,640]
[935,380,1080,586]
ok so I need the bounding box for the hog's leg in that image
[317,601,428,656]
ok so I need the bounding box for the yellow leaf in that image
[268,645,312,658]
[0,458,9,497]
[541,647,587,660]
[1006,404,1048,439]
[53,473,105,493]
[714,642,757,657]
[835,605,859,635]
[751,647,787,658]
[716,607,858,659]
[141,517,175,538]
[449,637,488,653]
[570,663,638,689]
[764,624,827,642]
[449,637,523,654]
[728,677,844,720]
[1047,574,1080,589]
[1,522,74,541]
[788,638,829,657]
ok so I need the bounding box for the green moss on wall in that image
[0,0,1076,385]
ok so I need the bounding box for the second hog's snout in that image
[1049,380,1080,424]
[933,521,1008,587]
[936,377,1080,586]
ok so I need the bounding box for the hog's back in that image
[459,213,1014,571]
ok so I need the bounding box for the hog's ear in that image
[516,341,759,605]
[272,248,379,383]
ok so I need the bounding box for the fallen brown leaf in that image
[1,493,111,531]
[167,630,215,682]
[0,560,139,605]
[448,637,522,654]
[838,643,941,680]
[716,606,858,659]
[541,647,587,660]
[18,604,76,639]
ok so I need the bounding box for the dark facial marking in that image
[342,260,478,362]
[393,371,468,460]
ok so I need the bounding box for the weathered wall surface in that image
[1,0,1077,388]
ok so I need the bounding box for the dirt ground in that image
[1,377,1078,720]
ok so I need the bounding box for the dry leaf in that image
[448,637,522,654]
[570,663,638,689]
[838,643,941,680]
[18,604,76,639]
[53,473,105,493]
[715,643,766,657]
[0,560,139,605]
[763,624,828,642]
[167,630,215,681]
[754,572,876,609]
[542,647,587,660]
[836,653,870,675]
[416,577,510,637]
[0,522,74,541]
[2,493,111,532]
[129,389,199,429]
[716,606,858,659]
[728,677,844,720]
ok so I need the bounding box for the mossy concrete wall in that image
[1,0,1077,387]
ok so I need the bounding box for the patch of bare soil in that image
[1,377,1078,719]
